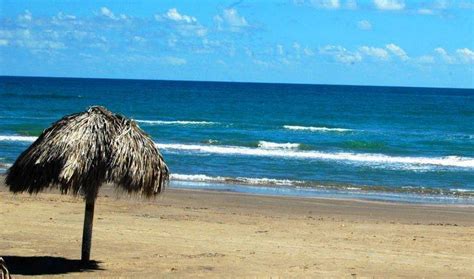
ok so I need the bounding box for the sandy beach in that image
[1,178,473,277]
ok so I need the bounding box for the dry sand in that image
[1,179,473,278]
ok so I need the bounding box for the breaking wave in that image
[135,119,217,125]
[157,143,474,169]
[257,141,300,150]
[0,162,12,169]
[170,173,474,198]
[171,173,301,186]
[2,135,473,169]
[0,135,37,142]
[284,125,353,132]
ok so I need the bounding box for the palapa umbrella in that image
[6,106,169,263]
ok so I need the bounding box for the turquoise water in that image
[1,76,473,204]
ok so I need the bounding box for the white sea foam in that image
[345,187,362,190]
[135,119,217,125]
[171,174,224,182]
[450,188,474,193]
[258,141,300,150]
[157,143,474,169]
[0,116,55,120]
[284,125,352,132]
[1,135,472,169]
[0,163,12,168]
[0,135,37,142]
[171,173,301,186]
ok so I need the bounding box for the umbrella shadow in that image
[2,256,103,275]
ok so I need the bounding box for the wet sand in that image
[1,179,473,277]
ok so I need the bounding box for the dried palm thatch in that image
[7,106,168,198]
[5,106,169,263]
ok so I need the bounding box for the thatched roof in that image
[6,106,169,199]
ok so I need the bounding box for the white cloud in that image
[417,0,452,15]
[162,8,196,23]
[162,56,187,65]
[223,9,248,27]
[215,9,249,32]
[458,1,474,9]
[51,12,80,26]
[337,53,362,64]
[418,9,435,15]
[296,0,357,9]
[304,47,315,56]
[54,12,76,21]
[121,54,161,63]
[416,55,435,64]
[359,46,389,60]
[434,0,449,9]
[18,39,66,50]
[456,48,474,64]
[155,9,206,37]
[18,10,33,22]
[433,47,474,64]
[203,38,220,46]
[293,42,302,58]
[21,29,32,39]
[2,27,67,52]
[254,59,272,67]
[434,47,455,63]
[320,45,362,64]
[99,7,128,21]
[345,0,358,9]
[244,47,253,57]
[100,7,116,19]
[310,0,341,9]
[434,47,447,55]
[293,42,301,50]
[194,28,207,37]
[373,0,405,10]
[357,20,372,30]
[276,44,284,55]
[386,43,408,60]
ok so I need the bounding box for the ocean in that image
[1,76,473,204]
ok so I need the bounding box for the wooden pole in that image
[81,196,95,263]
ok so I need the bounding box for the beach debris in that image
[5,106,169,264]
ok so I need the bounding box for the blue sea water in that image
[1,76,473,204]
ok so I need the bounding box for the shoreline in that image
[1,179,473,277]
[171,187,474,209]
[170,179,474,205]
[2,172,473,205]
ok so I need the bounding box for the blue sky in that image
[1,0,473,88]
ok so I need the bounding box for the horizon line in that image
[1,74,473,91]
